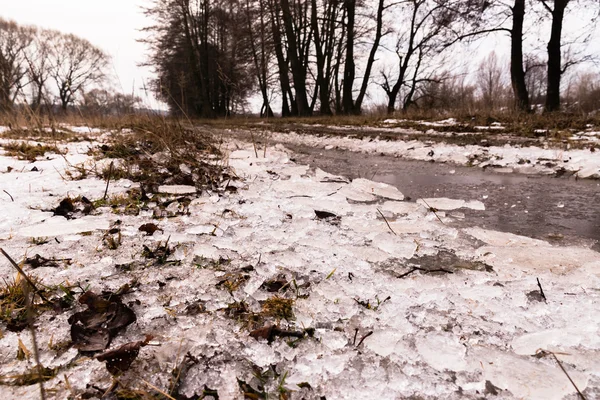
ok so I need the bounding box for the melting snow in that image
[0,129,598,399]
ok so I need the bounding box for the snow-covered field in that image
[0,129,598,399]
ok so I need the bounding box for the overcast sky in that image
[1,0,162,108]
[1,2,597,112]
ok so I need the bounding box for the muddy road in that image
[288,144,600,249]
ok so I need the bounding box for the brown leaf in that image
[68,291,137,353]
[138,223,162,236]
[95,335,153,375]
[314,210,337,219]
[249,325,275,341]
[53,198,75,217]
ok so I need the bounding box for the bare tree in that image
[50,33,109,111]
[537,0,570,112]
[82,88,141,115]
[524,55,546,108]
[244,0,275,117]
[379,0,454,114]
[477,51,507,110]
[24,28,57,111]
[0,18,34,111]
[342,0,387,114]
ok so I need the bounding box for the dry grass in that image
[2,141,64,161]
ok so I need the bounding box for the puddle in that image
[290,145,600,247]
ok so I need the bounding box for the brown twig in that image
[356,331,373,347]
[377,208,397,236]
[397,266,454,279]
[3,189,14,202]
[103,161,114,200]
[23,282,46,400]
[550,352,587,400]
[250,132,258,158]
[0,248,52,305]
[419,198,445,225]
[537,278,547,303]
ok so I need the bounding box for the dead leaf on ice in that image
[68,291,136,353]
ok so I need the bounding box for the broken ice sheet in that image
[349,178,404,201]
[417,197,485,211]
[17,215,110,237]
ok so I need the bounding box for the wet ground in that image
[289,144,600,249]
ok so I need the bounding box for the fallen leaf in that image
[95,335,153,375]
[138,223,162,236]
[314,210,337,219]
[68,291,136,352]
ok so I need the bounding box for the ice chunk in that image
[372,233,417,258]
[350,178,404,201]
[416,333,468,371]
[17,216,109,237]
[511,327,600,356]
[465,227,547,247]
[472,348,588,400]
[577,166,600,179]
[417,198,485,211]
[158,185,197,194]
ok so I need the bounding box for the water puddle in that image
[289,144,600,248]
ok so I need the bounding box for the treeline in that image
[143,0,598,117]
[0,18,139,115]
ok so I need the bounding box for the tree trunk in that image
[268,0,293,116]
[510,0,529,112]
[545,0,568,113]
[280,0,311,116]
[311,0,332,115]
[342,0,356,114]
[354,0,385,112]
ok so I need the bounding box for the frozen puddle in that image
[0,133,598,399]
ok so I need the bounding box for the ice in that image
[464,227,547,246]
[186,224,217,235]
[158,184,197,194]
[260,129,600,180]
[416,333,468,371]
[472,348,589,400]
[17,215,110,237]
[349,178,404,201]
[1,135,599,399]
[511,326,600,356]
[417,197,485,211]
[372,233,417,258]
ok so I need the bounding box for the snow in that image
[158,184,197,194]
[258,130,600,179]
[0,128,598,399]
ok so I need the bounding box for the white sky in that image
[1,0,163,109]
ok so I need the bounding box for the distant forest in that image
[1,1,599,118]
